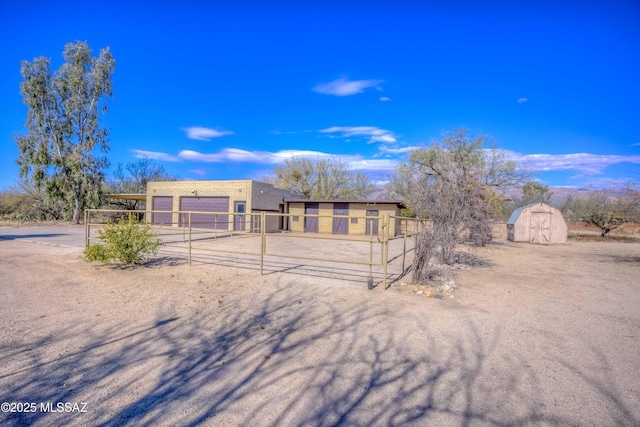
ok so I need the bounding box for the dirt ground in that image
[1,228,639,426]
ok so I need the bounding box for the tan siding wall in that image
[288,203,305,233]
[317,203,334,233]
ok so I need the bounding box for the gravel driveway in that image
[1,225,639,426]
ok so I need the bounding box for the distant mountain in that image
[499,187,597,206]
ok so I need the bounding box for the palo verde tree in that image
[390,129,529,282]
[15,41,116,223]
[517,181,553,206]
[501,180,554,219]
[270,156,374,199]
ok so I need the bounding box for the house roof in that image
[285,199,405,207]
[106,193,147,202]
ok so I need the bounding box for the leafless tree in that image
[560,186,638,237]
[108,158,177,210]
[270,157,374,199]
[390,129,529,283]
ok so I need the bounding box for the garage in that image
[179,197,230,229]
[152,196,173,225]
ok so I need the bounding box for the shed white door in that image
[530,212,551,244]
[179,197,229,229]
[152,196,173,225]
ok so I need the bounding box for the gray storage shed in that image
[507,203,567,244]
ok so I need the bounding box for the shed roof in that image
[507,206,526,225]
[507,202,559,225]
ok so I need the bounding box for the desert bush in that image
[392,130,529,283]
[0,181,65,221]
[84,216,160,265]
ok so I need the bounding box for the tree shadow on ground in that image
[0,234,66,240]
[598,255,640,264]
[0,285,593,427]
[158,247,398,290]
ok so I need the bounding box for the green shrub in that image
[84,216,160,265]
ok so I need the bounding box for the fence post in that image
[383,213,389,289]
[188,212,192,266]
[260,211,266,275]
[402,217,407,272]
[84,209,89,249]
[365,222,374,290]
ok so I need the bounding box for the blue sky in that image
[1,0,639,190]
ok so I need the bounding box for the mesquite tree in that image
[560,189,636,237]
[390,129,529,282]
[15,41,115,223]
[270,157,374,199]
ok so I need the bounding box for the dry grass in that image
[566,221,640,242]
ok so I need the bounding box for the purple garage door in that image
[332,203,349,234]
[152,196,173,225]
[179,197,229,229]
[304,203,319,233]
[366,210,379,236]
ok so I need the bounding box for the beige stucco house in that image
[144,180,404,236]
[146,180,298,232]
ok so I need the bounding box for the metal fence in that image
[85,209,418,289]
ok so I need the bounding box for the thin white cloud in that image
[506,151,640,174]
[270,130,296,135]
[312,77,383,96]
[347,159,398,172]
[517,97,528,104]
[319,126,397,144]
[189,169,207,177]
[378,145,421,155]
[379,97,391,102]
[178,148,356,164]
[131,149,181,162]
[183,126,234,141]
[570,176,638,189]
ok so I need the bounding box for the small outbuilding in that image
[285,199,405,237]
[507,202,567,244]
